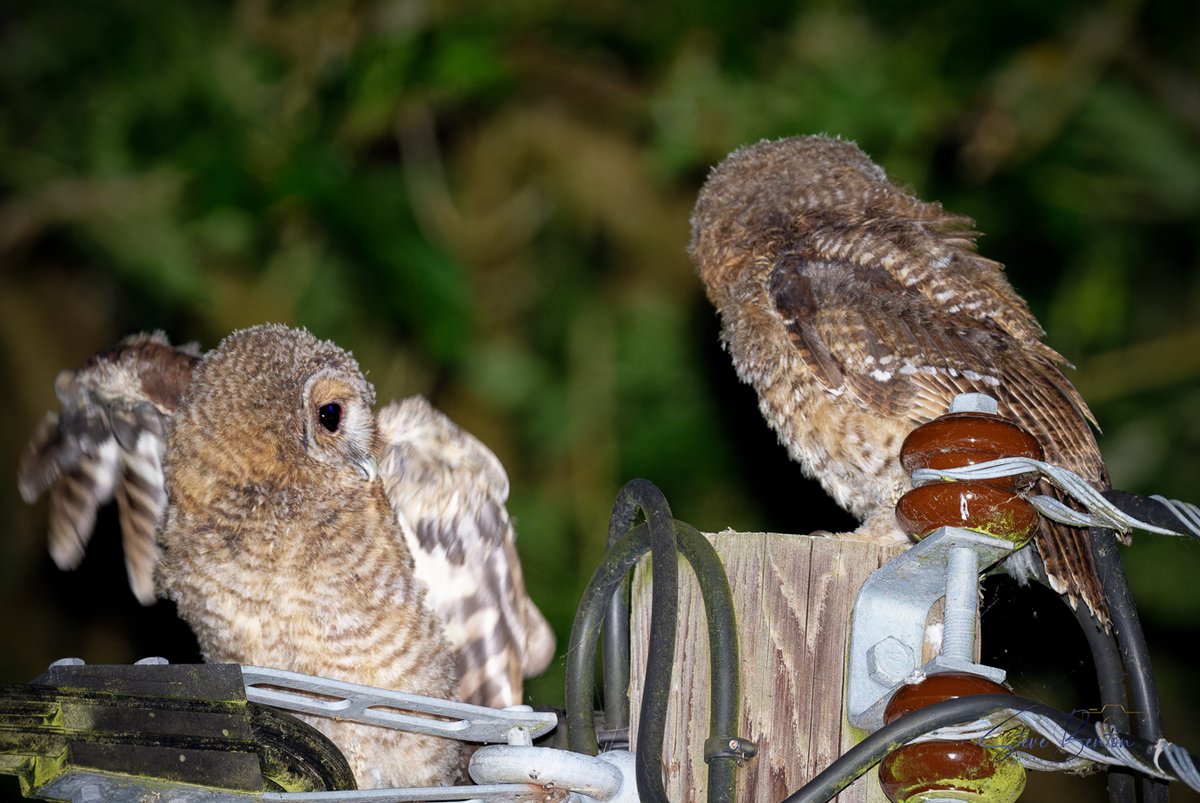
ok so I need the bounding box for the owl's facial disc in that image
[303,370,378,482]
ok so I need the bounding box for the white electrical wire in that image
[910,457,1200,537]
[905,707,1195,788]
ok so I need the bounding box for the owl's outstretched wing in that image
[18,332,199,604]
[377,397,555,709]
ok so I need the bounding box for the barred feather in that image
[18,333,194,603]
[378,397,555,709]
[691,135,1111,625]
[18,328,555,727]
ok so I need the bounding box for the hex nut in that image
[867,636,916,686]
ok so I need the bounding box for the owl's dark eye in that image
[318,403,342,433]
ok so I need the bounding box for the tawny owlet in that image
[690,135,1110,623]
[19,323,556,788]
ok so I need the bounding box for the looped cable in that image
[565,479,751,803]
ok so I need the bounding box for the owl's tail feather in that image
[1032,479,1114,630]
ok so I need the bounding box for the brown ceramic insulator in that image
[879,739,1027,803]
[884,671,1012,722]
[879,672,1025,803]
[878,741,1012,802]
[895,482,1039,545]
[899,412,1044,492]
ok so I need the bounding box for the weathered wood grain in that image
[630,531,907,802]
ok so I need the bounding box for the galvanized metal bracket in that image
[240,665,557,744]
[845,526,1016,731]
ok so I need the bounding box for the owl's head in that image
[170,324,379,491]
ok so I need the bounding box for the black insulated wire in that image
[565,479,746,803]
[1103,490,1199,536]
[601,480,636,743]
[781,693,1198,803]
[1032,488,1173,802]
[631,480,680,803]
[675,519,747,801]
[1096,488,1200,802]
[1090,522,1169,803]
[601,575,631,742]
[1070,592,1136,803]
[565,518,647,758]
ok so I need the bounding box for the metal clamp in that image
[703,736,758,764]
[846,526,1016,731]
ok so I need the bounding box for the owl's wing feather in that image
[377,397,554,708]
[771,255,1110,621]
[692,136,1111,624]
[17,332,198,604]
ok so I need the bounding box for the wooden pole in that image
[629,530,908,802]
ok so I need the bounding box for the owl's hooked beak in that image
[354,454,378,483]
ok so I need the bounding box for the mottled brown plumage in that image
[377,398,555,710]
[158,325,459,787]
[18,332,200,604]
[19,324,556,788]
[690,135,1110,624]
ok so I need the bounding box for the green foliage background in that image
[1,1,1198,800]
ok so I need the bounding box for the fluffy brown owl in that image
[690,135,1110,624]
[19,324,556,788]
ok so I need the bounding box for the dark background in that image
[1,1,1198,800]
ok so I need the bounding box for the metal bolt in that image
[506,724,533,747]
[941,545,980,663]
[866,636,916,686]
[948,392,999,415]
[934,394,994,667]
[135,656,170,665]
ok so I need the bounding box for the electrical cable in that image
[601,573,631,741]
[780,693,1198,803]
[565,479,747,803]
[1006,484,1179,802]
[629,480,680,803]
[674,520,747,803]
[565,520,648,758]
[1104,490,1200,537]
[1091,521,1170,803]
[782,694,1020,803]
[1069,591,1136,803]
[601,480,636,743]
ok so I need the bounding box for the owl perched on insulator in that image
[19,324,556,788]
[690,135,1111,625]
